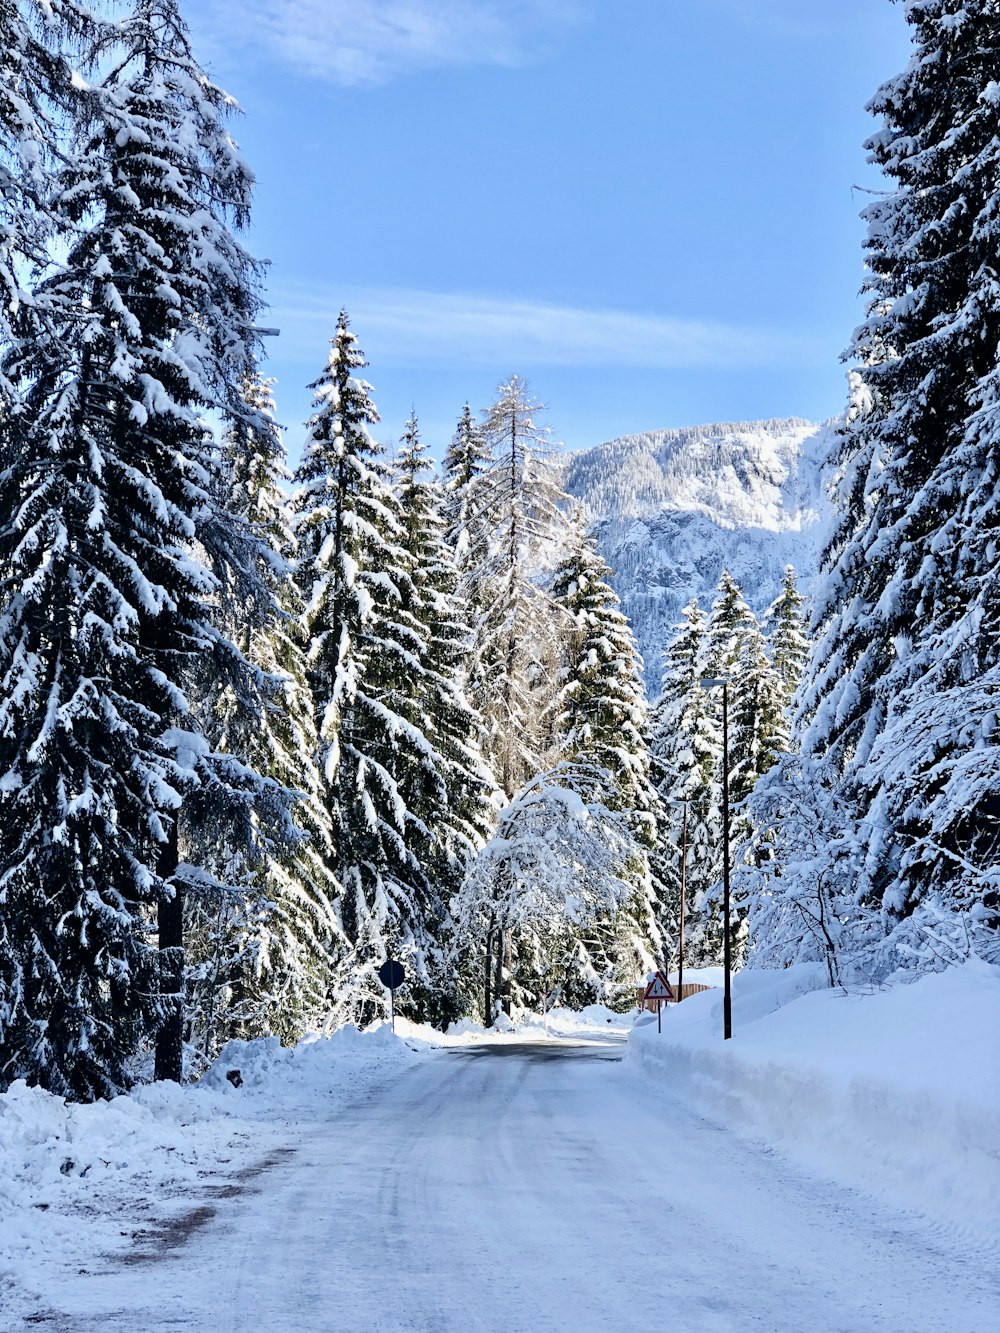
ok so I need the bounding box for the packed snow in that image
[2,968,996,1328]
[628,960,1000,1249]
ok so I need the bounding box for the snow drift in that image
[626,961,1000,1249]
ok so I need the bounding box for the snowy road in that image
[27,1035,996,1332]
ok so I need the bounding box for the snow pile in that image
[0,1025,419,1310]
[396,1004,631,1048]
[202,1021,416,1106]
[627,960,1000,1244]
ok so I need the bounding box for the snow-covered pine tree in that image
[449,376,573,1019]
[441,401,490,558]
[394,410,496,1025]
[791,0,1000,975]
[705,569,758,681]
[547,525,664,1005]
[729,625,786,808]
[293,314,447,1024]
[765,565,810,710]
[0,0,288,1098]
[648,598,722,968]
[0,0,96,398]
[700,571,785,963]
[201,374,344,1049]
[471,375,571,800]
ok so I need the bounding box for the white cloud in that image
[266,284,810,370]
[197,0,588,86]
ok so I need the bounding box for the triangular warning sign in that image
[643,970,674,1002]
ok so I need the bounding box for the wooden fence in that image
[635,982,713,1012]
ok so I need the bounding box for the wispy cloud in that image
[266,284,812,370]
[196,0,589,86]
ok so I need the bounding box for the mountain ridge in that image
[560,416,835,686]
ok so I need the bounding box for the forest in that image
[1,0,996,1103]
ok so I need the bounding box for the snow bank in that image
[405,1004,631,1046]
[0,1025,419,1312]
[627,960,1000,1246]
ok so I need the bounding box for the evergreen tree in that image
[394,410,496,1024]
[204,375,343,1049]
[470,375,570,800]
[0,0,97,405]
[791,0,1000,975]
[729,625,786,807]
[548,527,664,1004]
[766,565,809,709]
[293,314,447,1023]
[649,599,722,967]
[441,401,490,558]
[0,0,286,1098]
[705,569,758,681]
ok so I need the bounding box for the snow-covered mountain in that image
[561,417,835,686]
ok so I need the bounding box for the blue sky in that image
[188,0,912,459]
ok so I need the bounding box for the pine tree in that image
[0,0,96,400]
[470,375,571,800]
[0,0,286,1098]
[729,625,786,807]
[766,565,809,709]
[548,526,663,1004]
[204,375,343,1049]
[649,599,722,967]
[394,410,496,1024]
[705,569,758,681]
[447,376,572,1020]
[791,0,1000,975]
[441,401,490,557]
[293,314,447,1023]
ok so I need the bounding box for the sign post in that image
[378,957,406,1033]
[642,970,675,1034]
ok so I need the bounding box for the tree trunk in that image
[500,928,512,1016]
[484,917,494,1027]
[155,818,184,1082]
[494,924,504,1021]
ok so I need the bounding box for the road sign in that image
[378,958,405,991]
[643,971,674,1003]
[643,970,674,1034]
[378,958,405,1034]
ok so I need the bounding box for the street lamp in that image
[700,676,732,1041]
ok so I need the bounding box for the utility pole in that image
[678,799,687,1005]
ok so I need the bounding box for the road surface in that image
[28,1036,996,1332]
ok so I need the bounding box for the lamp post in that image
[700,676,732,1041]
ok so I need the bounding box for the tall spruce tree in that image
[394,410,495,1023]
[203,375,343,1048]
[293,314,448,1023]
[705,569,758,681]
[441,401,490,557]
[765,565,810,713]
[548,526,664,1004]
[0,0,288,1097]
[649,598,722,967]
[0,1,97,404]
[789,0,1000,974]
